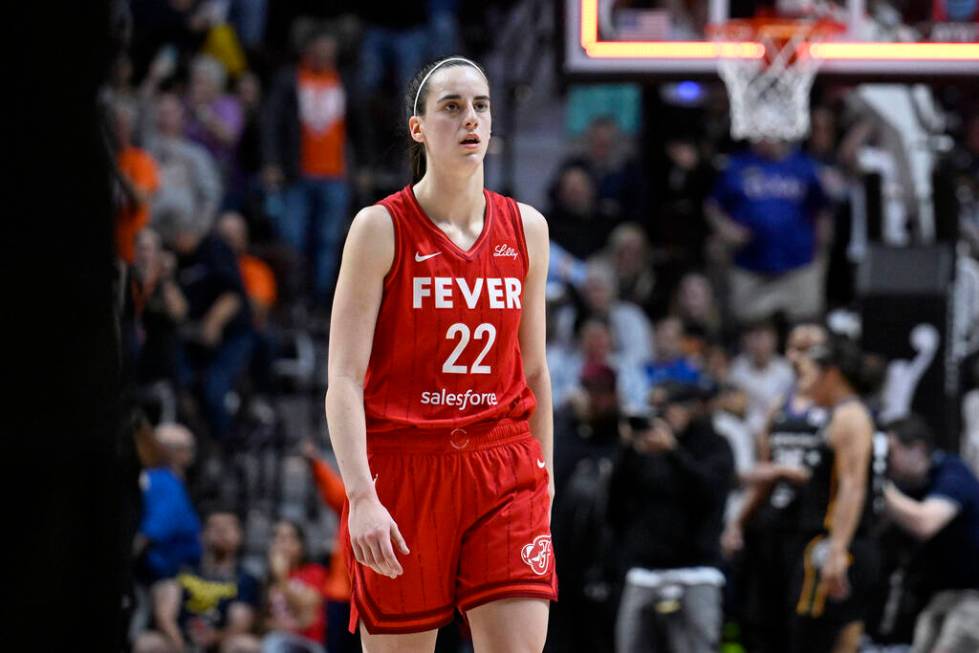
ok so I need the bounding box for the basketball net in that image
[710,19,843,142]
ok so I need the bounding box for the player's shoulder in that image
[515,201,548,239]
[350,203,394,238]
[831,400,874,436]
[345,204,395,271]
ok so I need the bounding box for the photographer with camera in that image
[608,381,735,653]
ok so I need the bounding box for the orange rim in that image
[706,18,847,43]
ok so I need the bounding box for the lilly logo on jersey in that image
[520,534,553,576]
[493,244,519,259]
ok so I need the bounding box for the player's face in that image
[412,66,491,172]
[787,326,826,392]
[808,363,835,407]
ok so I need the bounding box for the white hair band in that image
[412,57,485,117]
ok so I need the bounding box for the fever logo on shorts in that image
[520,535,553,576]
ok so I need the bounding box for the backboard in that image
[566,0,979,79]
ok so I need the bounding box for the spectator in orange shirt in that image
[216,211,277,330]
[113,100,160,263]
[302,440,360,653]
[262,27,350,307]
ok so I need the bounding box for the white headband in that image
[412,57,485,117]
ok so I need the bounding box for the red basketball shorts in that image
[342,420,558,634]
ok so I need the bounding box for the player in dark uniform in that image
[789,335,885,653]
[722,322,829,653]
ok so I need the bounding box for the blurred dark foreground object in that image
[2,1,126,648]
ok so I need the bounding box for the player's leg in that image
[455,432,557,653]
[466,598,549,653]
[345,443,461,645]
[359,625,438,653]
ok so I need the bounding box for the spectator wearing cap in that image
[885,416,979,653]
[608,381,735,653]
[550,361,622,653]
[706,139,831,324]
[555,361,624,485]
[134,423,202,584]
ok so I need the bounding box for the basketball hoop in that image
[708,18,845,142]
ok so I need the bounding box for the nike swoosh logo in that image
[415,251,441,262]
[536,459,547,469]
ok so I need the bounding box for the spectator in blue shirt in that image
[884,415,979,653]
[644,316,702,389]
[706,140,831,324]
[135,423,202,583]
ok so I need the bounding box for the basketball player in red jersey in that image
[325,56,555,652]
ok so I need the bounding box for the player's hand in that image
[777,464,812,486]
[743,462,780,485]
[819,545,851,601]
[721,522,744,559]
[348,495,410,579]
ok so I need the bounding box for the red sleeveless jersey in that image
[362,185,536,434]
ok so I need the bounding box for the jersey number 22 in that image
[442,323,496,374]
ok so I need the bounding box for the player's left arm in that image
[518,202,554,504]
[822,403,873,598]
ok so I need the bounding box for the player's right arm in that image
[325,205,409,579]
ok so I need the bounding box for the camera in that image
[625,413,656,432]
[627,415,651,431]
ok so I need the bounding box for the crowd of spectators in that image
[109,1,979,652]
